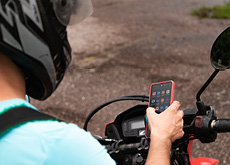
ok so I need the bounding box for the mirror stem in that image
[196,69,219,101]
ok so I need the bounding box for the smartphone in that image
[145,80,175,138]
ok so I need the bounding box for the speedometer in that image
[122,116,146,138]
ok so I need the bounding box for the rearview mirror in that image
[211,27,230,70]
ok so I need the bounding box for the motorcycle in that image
[83,26,230,165]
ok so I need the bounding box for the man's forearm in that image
[145,137,171,165]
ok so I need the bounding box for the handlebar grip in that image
[212,119,230,133]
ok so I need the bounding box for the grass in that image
[192,2,230,19]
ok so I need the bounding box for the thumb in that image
[146,107,156,117]
[164,101,181,113]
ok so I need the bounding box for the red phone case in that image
[145,80,175,138]
[148,80,175,108]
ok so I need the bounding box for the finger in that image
[181,119,184,128]
[178,130,184,139]
[146,107,156,117]
[147,107,155,112]
[165,101,181,113]
[177,110,184,118]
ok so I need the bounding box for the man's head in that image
[0,0,93,100]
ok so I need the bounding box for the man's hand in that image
[146,101,184,143]
[145,101,184,165]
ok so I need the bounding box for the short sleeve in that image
[44,123,116,165]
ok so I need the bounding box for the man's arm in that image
[145,101,184,165]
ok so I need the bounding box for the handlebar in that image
[103,118,230,156]
[211,119,230,133]
[104,138,149,155]
[102,118,230,153]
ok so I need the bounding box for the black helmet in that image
[0,0,93,100]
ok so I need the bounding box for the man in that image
[0,0,184,164]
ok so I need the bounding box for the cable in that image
[83,95,149,131]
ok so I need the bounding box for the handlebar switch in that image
[195,116,203,128]
[194,106,217,143]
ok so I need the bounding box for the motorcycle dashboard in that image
[106,105,148,139]
[122,115,146,138]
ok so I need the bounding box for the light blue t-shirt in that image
[0,99,116,165]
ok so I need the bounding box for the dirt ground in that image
[32,0,230,164]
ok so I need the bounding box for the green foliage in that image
[192,2,230,19]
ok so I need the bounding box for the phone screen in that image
[149,81,174,112]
